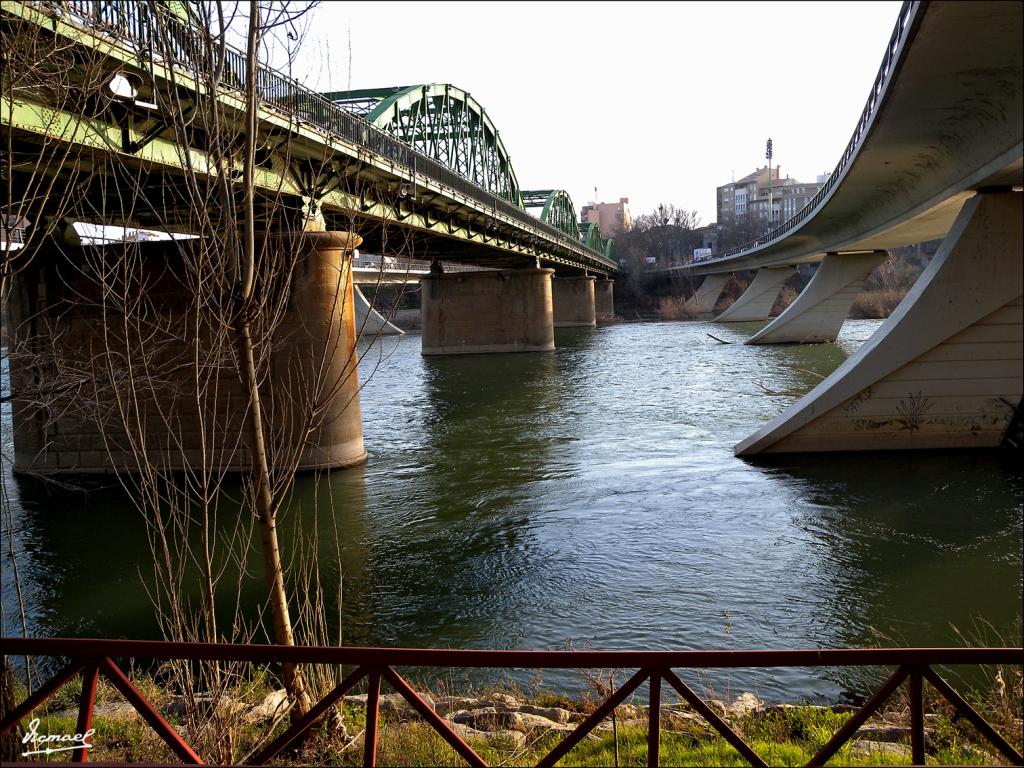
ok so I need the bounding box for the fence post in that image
[647,671,661,768]
[908,666,925,765]
[363,669,382,768]
[71,663,100,763]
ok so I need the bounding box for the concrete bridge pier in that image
[595,278,615,322]
[736,192,1022,455]
[682,274,729,316]
[9,230,367,473]
[714,267,796,322]
[746,251,887,344]
[552,275,597,327]
[277,231,368,469]
[420,268,555,354]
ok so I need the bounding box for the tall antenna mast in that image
[765,137,774,233]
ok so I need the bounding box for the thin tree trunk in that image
[239,0,309,720]
[235,321,308,716]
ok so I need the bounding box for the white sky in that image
[289,1,903,225]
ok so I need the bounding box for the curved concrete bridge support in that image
[736,192,1022,456]
[746,252,887,344]
[682,274,729,316]
[714,267,796,323]
[553,275,597,327]
[420,269,555,355]
[354,284,404,336]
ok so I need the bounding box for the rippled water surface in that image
[4,319,1022,700]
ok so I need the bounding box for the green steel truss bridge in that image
[1,1,618,275]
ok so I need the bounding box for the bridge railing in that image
[1,637,1021,767]
[39,1,616,271]
[353,254,491,274]
[717,1,917,261]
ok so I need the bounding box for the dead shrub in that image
[770,285,799,317]
[850,288,907,318]
[657,295,695,320]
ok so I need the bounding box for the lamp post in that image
[765,137,774,234]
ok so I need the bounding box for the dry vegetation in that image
[656,296,696,321]
[6,662,1021,766]
[851,251,930,319]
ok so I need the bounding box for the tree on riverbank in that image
[2,0,404,756]
[612,204,705,314]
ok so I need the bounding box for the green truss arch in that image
[521,189,581,239]
[324,84,521,205]
[603,238,616,262]
[581,222,616,262]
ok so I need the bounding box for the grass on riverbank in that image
[8,664,1021,766]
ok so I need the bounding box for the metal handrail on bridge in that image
[353,254,492,274]
[1,637,1021,767]
[715,1,916,262]
[37,1,616,271]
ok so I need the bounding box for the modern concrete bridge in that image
[670,1,1023,455]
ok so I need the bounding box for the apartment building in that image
[716,166,824,229]
[580,197,632,238]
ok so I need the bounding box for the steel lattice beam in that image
[326,84,522,206]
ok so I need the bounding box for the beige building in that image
[580,197,632,237]
[717,167,824,229]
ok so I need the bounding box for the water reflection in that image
[3,320,1020,702]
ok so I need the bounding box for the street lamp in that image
[765,138,773,233]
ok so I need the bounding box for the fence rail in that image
[2,637,1021,767]
[27,1,615,271]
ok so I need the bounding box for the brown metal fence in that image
[1,637,1022,766]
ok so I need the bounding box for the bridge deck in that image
[675,1,1022,277]
[0,1,617,275]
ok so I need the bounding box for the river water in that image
[3,319,1022,701]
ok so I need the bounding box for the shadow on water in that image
[328,341,570,650]
[4,475,159,640]
[750,449,1023,699]
[6,466,377,648]
[4,320,1021,703]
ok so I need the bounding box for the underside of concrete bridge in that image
[737,192,1022,455]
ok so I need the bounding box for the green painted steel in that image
[324,84,521,205]
[1,2,617,273]
[604,238,615,262]
[522,189,581,239]
[321,84,621,264]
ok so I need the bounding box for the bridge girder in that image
[325,84,521,206]
[522,189,581,240]
[1,2,617,275]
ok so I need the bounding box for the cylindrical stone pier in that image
[420,268,555,355]
[277,231,367,469]
[8,231,366,474]
[595,278,615,322]
[552,275,597,328]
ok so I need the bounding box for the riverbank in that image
[8,670,1020,766]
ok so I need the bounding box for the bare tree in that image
[2,0,409,756]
